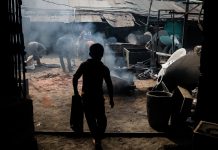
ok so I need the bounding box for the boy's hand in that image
[110,100,114,108]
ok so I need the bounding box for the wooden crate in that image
[123,47,150,68]
[193,121,218,149]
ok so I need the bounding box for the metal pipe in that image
[35,131,167,138]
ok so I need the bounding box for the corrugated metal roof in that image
[22,0,202,26]
[22,0,72,10]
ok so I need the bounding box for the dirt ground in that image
[26,54,192,150]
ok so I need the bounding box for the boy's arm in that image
[104,69,114,108]
[72,64,83,95]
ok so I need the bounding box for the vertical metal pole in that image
[182,0,189,47]
[145,0,153,32]
[172,10,175,53]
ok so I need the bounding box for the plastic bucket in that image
[146,91,173,131]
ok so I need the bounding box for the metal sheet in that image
[29,15,75,23]
[75,14,102,22]
[28,14,102,23]
[103,13,135,27]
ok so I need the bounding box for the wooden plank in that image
[177,86,193,99]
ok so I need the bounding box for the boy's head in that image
[89,43,104,60]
